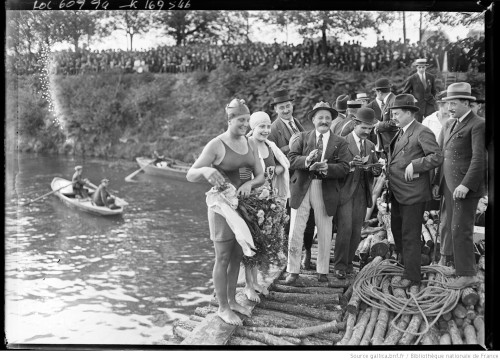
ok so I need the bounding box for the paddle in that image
[87,181,129,207]
[21,183,72,207]
[124,159,156,183]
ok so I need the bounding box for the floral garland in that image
[236,184,289,275]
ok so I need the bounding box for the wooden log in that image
[266,291,339,305]
[271,284,344,294]
[453,303,468,319]
[366,172,386,221]
[301,337,333,346]
[448,320,464,344]
[442,312,452,321]
[380,213,395,248]
[244,311,323,329]
[194,306,217,318]
[258,300,342,322]
[463,324,478,345]
[455,318,465,328]
[439,333,452,345]
[461,287,480,307]
[189,315,205,322]
[244,319,343,338]
[420,320,440,345]
[228,336,266,346]
[358,236,372,262]
[361,226,384,238]
[382,315,411,345]
[360,307,379,346]
[173,325,192,340]
[348,307,372,345]
[399,314,423,345]
[233,328,297,346]
[173,319,199,332]
[420,254,431,266]
[369,232,390,258]
[340,284,354,307]
[466,305,477,321]
[314,331,345,341]
[474,317,485,347]
[371,278,391,345]
[336,311,358,345]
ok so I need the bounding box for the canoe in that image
[50,177,124,216]
[136,157,191,180]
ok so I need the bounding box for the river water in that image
[5,153,215,345]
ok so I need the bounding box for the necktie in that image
[359,139,365,157]
[381,100,385,109]
[396,129,404,143]
[421,74,427,89]
[289,120,299,134]
[316,133,324,162]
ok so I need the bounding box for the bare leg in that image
[252,267,269,296]
[227,242,252,317]
[213,239,243,325]
[244,266,260,302]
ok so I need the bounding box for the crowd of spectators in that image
[9,34,485,76]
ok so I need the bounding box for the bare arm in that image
[186,138,225,186]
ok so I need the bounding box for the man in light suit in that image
[402,58,438,122]
[387,94,443,287]
[333,108,382,278]
[367,78,399,159]
[268,89,316,270]
[286,101,350,283]
[432,82,486,289]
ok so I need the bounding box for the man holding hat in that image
[72,165,90,199]
[330,94,349,133]
[432,82,486,289]
[268,89,316,270]
[333,108,382,278]
[402,58,438,122]
[332,100,363,137]
[285,101,350,284]
[387,94,443,287]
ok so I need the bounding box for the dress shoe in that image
[301,249,312,270]
[333,269,346,279]
[318,274,329,282]
[284,273,299,285]
[446,276,480,289]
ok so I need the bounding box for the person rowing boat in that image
[72,165,92,200]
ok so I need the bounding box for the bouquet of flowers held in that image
[237,183,289,275]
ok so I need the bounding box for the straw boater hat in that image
[356,93,370,100]
[413,58,429,67]
[271,89,294,106]
[307,101,338,121]
[442,82,476,101]
[388,94,420,112]
[101,178,109,183]
[352,108,376,125]
[75,165,83,171]
[347,100,363,109]
[335,95,350,112]
[372,78,392,91]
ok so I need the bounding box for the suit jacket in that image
[330,113,347,133]
[388,121,443,205]
[288,130,350,216]
[269,117,312,155]
[338,133,380,207]
[366,100,382,121]
[331,114,353,136]
[433,112,486,198]
[402,72,437,116]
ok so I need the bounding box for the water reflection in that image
[5,153,214,344]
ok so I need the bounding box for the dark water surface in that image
[5,153,214,345]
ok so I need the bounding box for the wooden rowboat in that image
[136,157,191,180]
[50,177,124,216]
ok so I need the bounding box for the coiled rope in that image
[352,259,461,344]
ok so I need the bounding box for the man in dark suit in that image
[333,108,382,278]
[402,58,438,122]
[330,94,349,133]
[387,94,443,287]
[432,82,486,289]
[285,101,350,283]
[331,100,362,136]
[368,77,399,159]
[268,89,316,269]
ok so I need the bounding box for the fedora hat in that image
[307,101,338,121]
[353,107,376,125]
[471,90,485,104]
[347,100,363,108]
[271,89,294,106]
[356,93,370,100]
[442,82,476,101]
[388,94,420,112]
[413,58,429,67]
[335,94,349,112]
[373,78,392,90]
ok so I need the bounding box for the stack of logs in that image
[171,273,355,345]
[341,256,485,346]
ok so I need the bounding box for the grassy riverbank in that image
[6,63,485,163]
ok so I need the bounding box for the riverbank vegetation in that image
[6,63,485,163]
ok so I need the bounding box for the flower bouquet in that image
[237,183,289,275]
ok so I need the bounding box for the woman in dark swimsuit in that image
[186,99,265,326]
